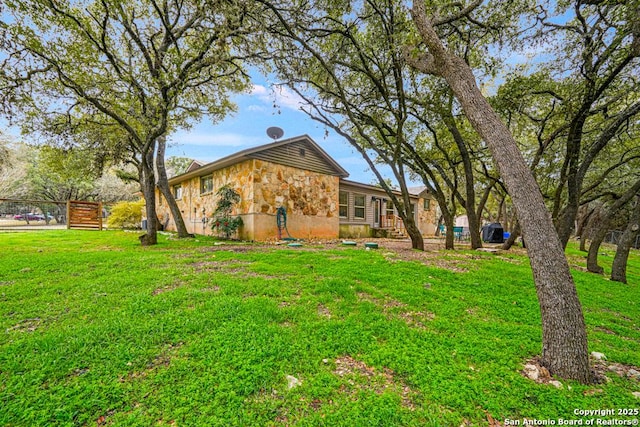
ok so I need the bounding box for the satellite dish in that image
[266,126,284,141]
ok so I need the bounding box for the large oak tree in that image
[407,0,592,382]
[0,0,252,245]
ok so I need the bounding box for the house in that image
[156,135,437,241]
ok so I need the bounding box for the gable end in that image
[247,140,345,176]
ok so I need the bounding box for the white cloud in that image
[246,104,267,112]
[249,84,269,96]
[168,132,261,147]
[249,84,305,111]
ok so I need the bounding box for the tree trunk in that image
[139,150,158,246]
[405,217,424,250]
[502,221,521,251]
[556,203,579,249]
[155,136,193,238]
[409,2,591,383]
[579,235,588,252]
[586,225,608,274]
[443,213,455,250]
[435,215,443,237]
[429,183,456,249]
[492,194,502,224]
[466,210,482,249]
[611,196,640,283]
[575,205,594,241]
[474,181,496,244]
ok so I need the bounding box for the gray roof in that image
[408,186,428,196]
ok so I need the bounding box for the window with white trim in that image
[339,191,348,218]
[354,194,365,219]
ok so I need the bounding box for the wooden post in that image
[66,200,71,230]
[98,201,103,231]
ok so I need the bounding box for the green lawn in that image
[1,231,639,426]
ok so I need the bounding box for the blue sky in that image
[166,74,398,186]
[1,74,396,186]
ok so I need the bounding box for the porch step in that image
[389,229,406,239]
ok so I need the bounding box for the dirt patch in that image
[6,317,42,333]
[333,355,419,409]
[317,303,332,319]
[245,355,419,422]
[198,245,265,253]
[354,238,531,273]
[594,326,617,335]
[356,291,381,305]
[121,342,184,382]
[383,299,407,310]
[397,311,434,329]
[180,237,531,275]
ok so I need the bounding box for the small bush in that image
[106,199,145,229]
[211,185,243,239]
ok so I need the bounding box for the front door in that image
[374,199,381,228]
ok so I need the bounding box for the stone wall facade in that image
[156,159,340,241]
[416,196,437,236]
[251,160,340,240]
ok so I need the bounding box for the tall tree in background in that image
[407,0,592,382]
[26,145,105,201]
[0,140,138,202]
[0,0,252,245]
[496,2,640,248]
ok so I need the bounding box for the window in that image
[386,201,394,217]
[423,198,431,210]
[173,184,183,200]
[200,175,213,194]
[354,194,365,219]
[339,191,348,218]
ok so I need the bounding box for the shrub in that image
[211,185,243,239]
[106,199,145,229]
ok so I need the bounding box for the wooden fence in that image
[67,200,103,230]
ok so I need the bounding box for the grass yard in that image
[1,231,639,426]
